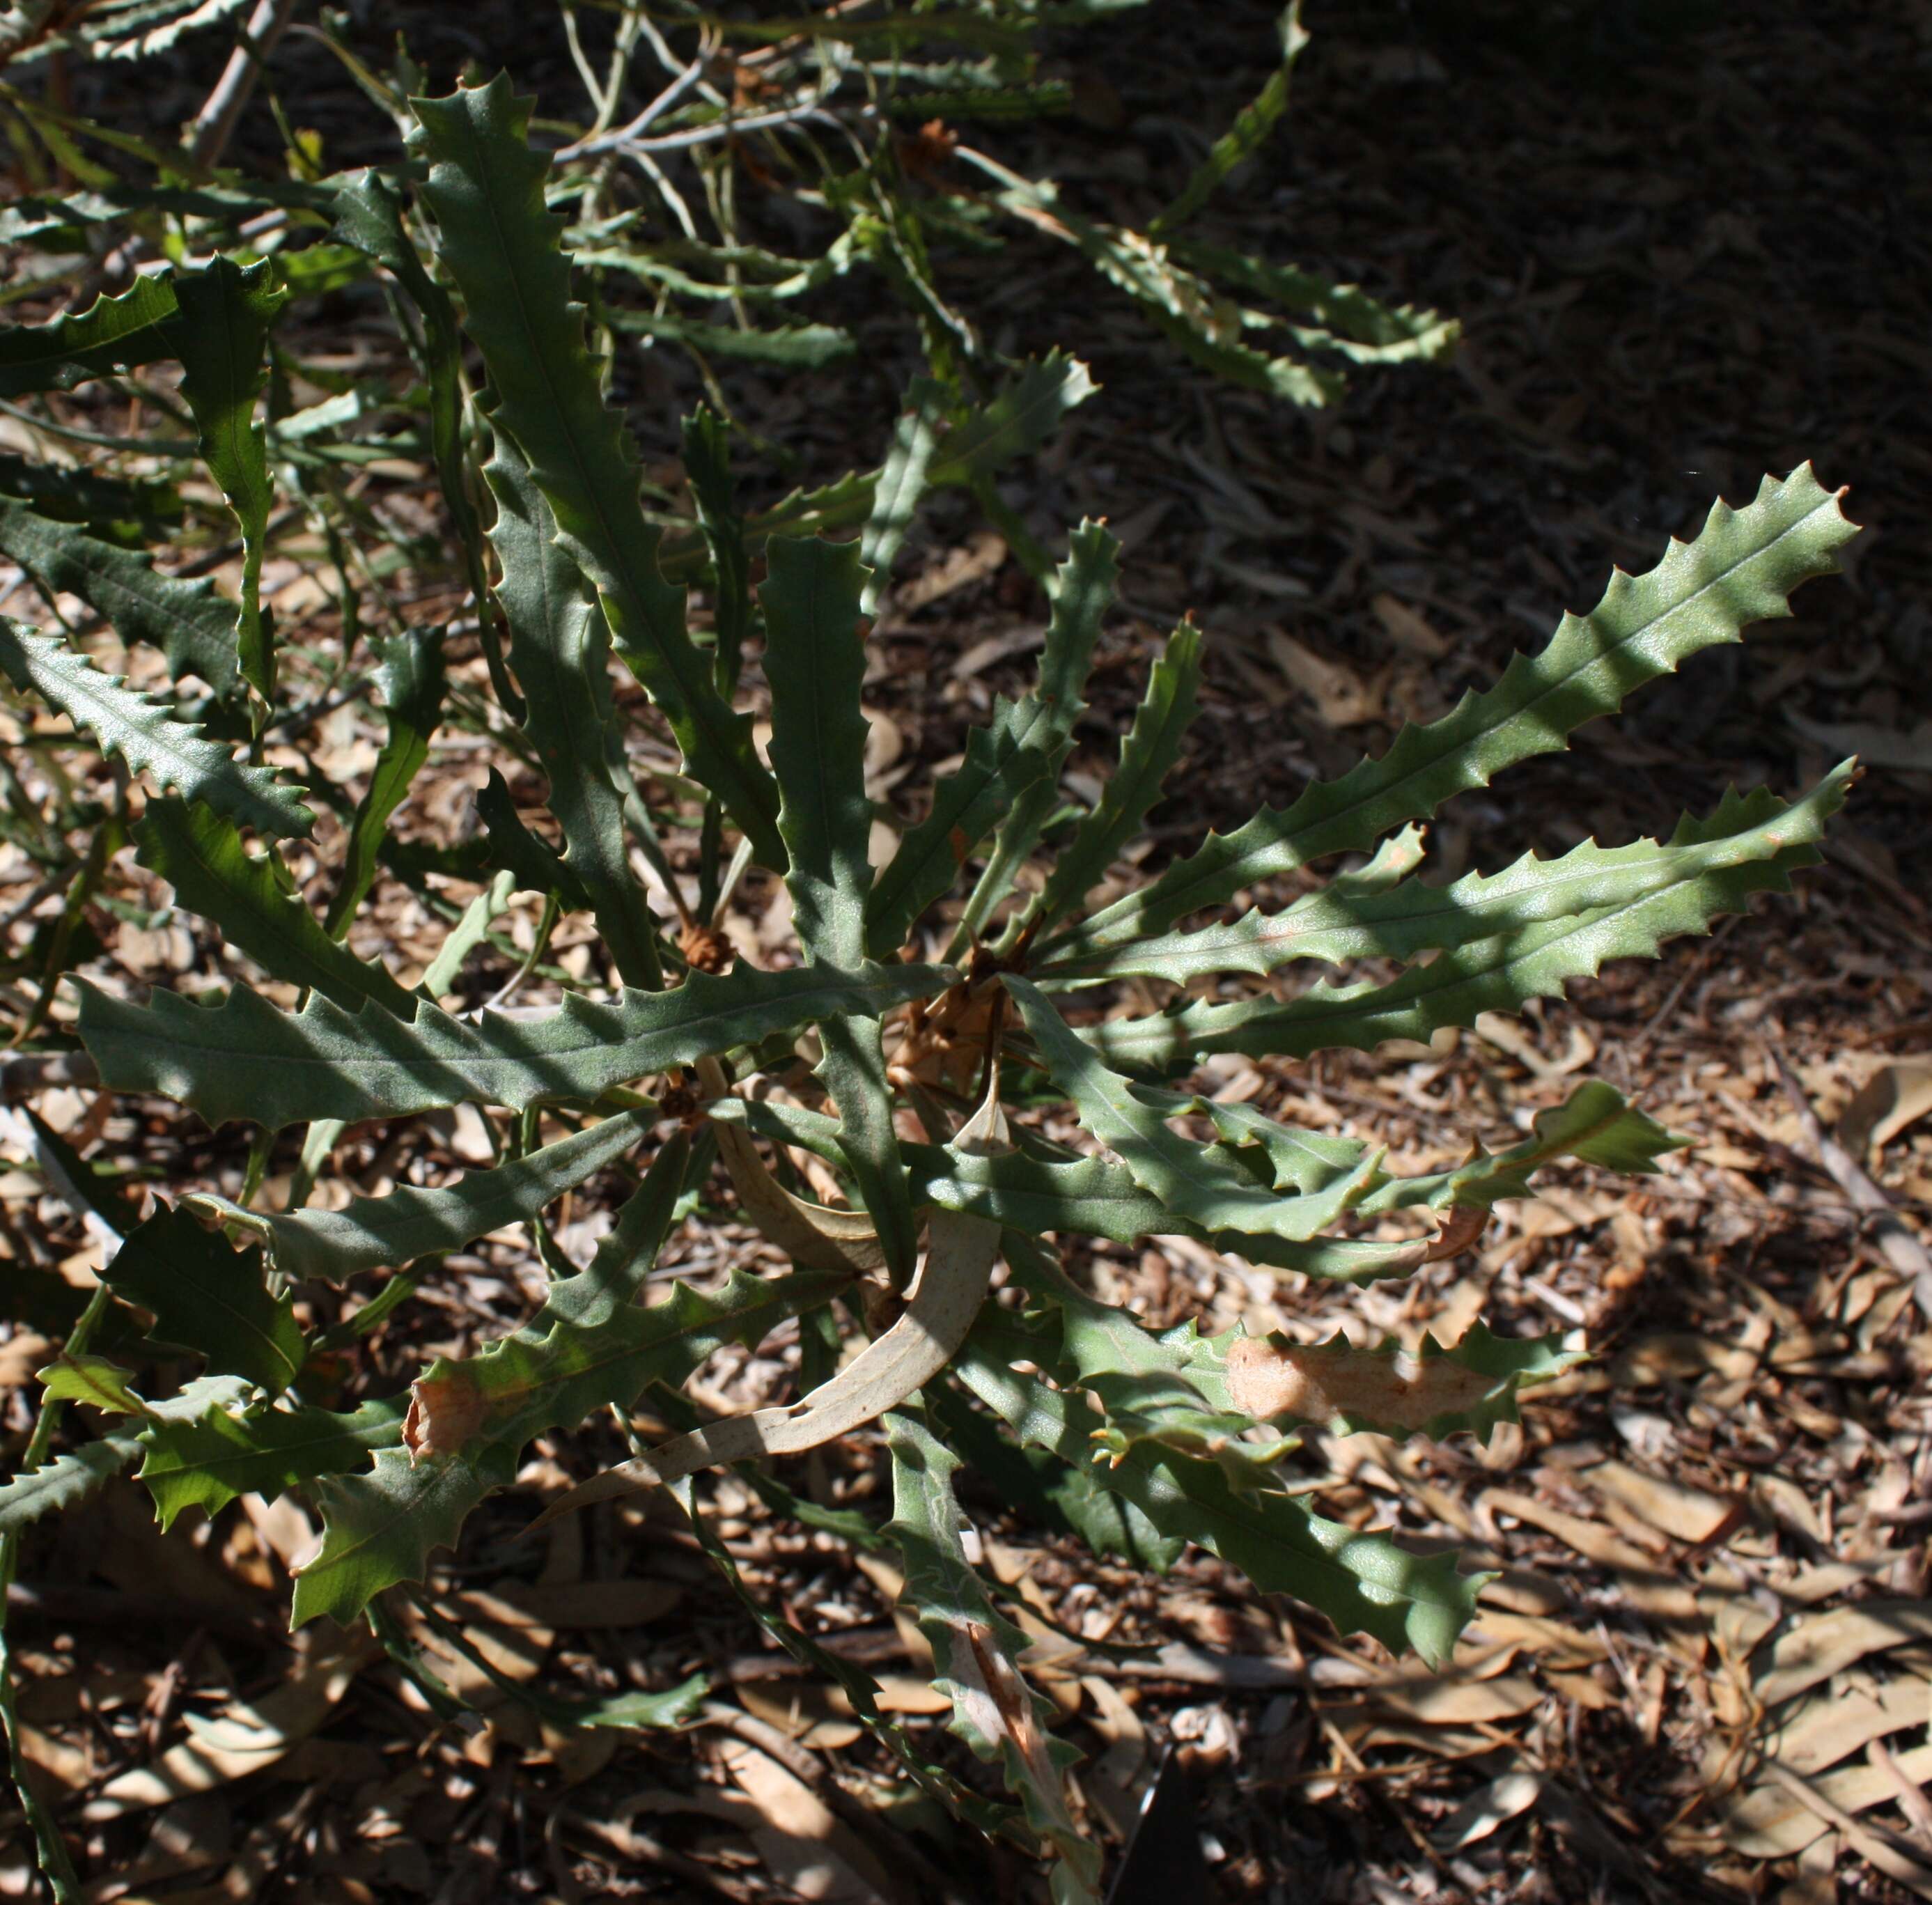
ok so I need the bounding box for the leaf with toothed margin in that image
[1148,1,1307,238]
[484,433,662,987]
[134,798,412,1016]
[885,1410,1102,1904]
[1003,974,1385,1246]
[707,1098,1432,1283]
[139,1398,407,1532]
[409,76,785,870]
[331,169,492,628]
[290,1141,699,1624]
[325,628,446,938]
[654,352,1100,584]
[864,692,1058,957]
[195,1109,655,1286]
[1350,1080,1685,1220]
[34,1355,152,1418]
[957,1312,1488,1667]
[866,523,1119,957]
[0,623,308,838]
[0,272,180,398]
[293,1263,841,1627]
[1133,1075,1681,1219]
[0,1376,250,1537]
[0,499,237,694]
[761,534,918,1285]
[1041,465,1858,963]
[859,375,946,616]
[1084,768,1853,1077]
[75,956,953,1131]
[474,767,590,908]
[1026,621,1203,939]
[955,522,1119,947]
[103,1206,303,1392]
[1038,759,1861,987]
[171,257,288,702]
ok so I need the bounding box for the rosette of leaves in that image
[0,75,1857,1905]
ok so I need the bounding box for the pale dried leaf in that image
[1756,1601,1932,1708]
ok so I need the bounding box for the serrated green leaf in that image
[929,350,1098,488]
[1086,769,1853,1075]
[325,628,446,937]
[956,1316,1484,1665]
[293,1265,838,1626]
[0,1435,143,1536]
[171,257,288,702]
[0,453,179,541]
[653,355,1098,583]
[605,304,855,367]
[34,1353,151,1417]
[1350,1080,1684,1221]
[1004,974,1382,1245]
[1149,2,1306,237]
[859,375,947,616]
[0,498,237,694]
[961,150,1343,407]
[410,77,785,870]
[867,513,1117,959]
[139,1397,407,1531]
[0,622,308,838]
[134,798,413,1016]
[1170,239,1459,364]
[332,169,492,625]
[0,272,179,399]
[954,522,1119,948]
[474,767,590,908]
[1027,621,1201,935]
[679,407,751,698]
[864,691,1059,957]
[208,1108,654,1286]
[926,1381,1183,1572]
[77,958,954,1130]
[1038,761,1857,988]
[708,1097,1432,1281]
[485,434,664,986]
[886,1410,1101,1902]
[1047,465,1858,962]
[104,1206,302,1392]
[761,535,917,1282]
[98,0,254,60]
[761,536,875,964]
[0,1335,247,1532]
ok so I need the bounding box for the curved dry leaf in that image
[1755,1601,1932,1709]
[1224,1334,1495,1429]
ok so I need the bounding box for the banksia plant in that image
[0,75,1857,1904]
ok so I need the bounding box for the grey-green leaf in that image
[134,798,412,1016]
[211,1109,654,1286]
[0,621,309,838]
[104,1207,303,1392]
[0,498,238,694]
[1045,465,1857,963]
[1086,770,1853,1075]
[171,256,288,702]
[76,958,955,1130]
[410,77,785,869]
